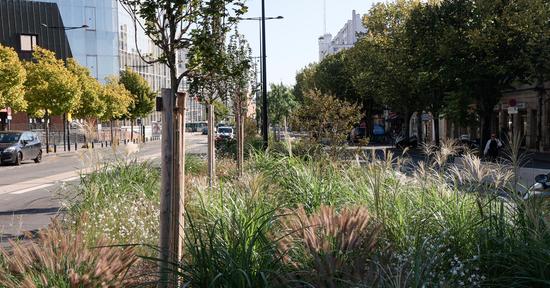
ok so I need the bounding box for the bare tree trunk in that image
[284,116,292,157]
[130,120,134,142]
[208,102,216,188]
[238,113,244,176]
[110,120,114,146]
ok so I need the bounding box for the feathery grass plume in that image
[0,221,137,287]
[278,206,381,287]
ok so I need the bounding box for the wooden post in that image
[159,88,175,286]
[207,102,215,188]
[175,92,186,263]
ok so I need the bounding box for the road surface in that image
[0,133,206,241]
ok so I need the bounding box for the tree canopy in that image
[119,68,155,120]
[0,44,26,111]
[100,76,134,121]
[24,47,81,117]
[67,58,104,119]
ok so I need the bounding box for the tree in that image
[268,83,298,140]
[213,99,229,123]
[118,0,247,283]
[100,76,134,144]
[119,68,155,141]
[294,63,318,103]
[67,58,104,119]
[24,47,81,150]
[226,30,252,175]
[0,44,26,112]
[294,89,361,149]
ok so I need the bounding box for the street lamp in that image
[41,23,88,152]
[41,23,89,30]
[238,11,284,149]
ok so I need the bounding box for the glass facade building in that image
[38,0,205,124]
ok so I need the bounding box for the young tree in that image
[100,76,134,144]
[0,44,26,112]
[226,30,252,175]
[24,47,81,150]
[118,0,246,282]
[67,59,104,120]
[119,68,155,141]
[268,83,298,141]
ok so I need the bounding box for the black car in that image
[0,131,42,165]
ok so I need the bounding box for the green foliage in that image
[119,68,155,120]
[293,89,361,145]
[24,47,81,117]
[100,76,134,121]
[181,180,280,287]
[0,44,26,111]
[67,58,104,119]
[213,99,229,123]
[268,83,298,127]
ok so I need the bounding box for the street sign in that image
[508,107,518,114]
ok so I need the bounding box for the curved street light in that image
[41,23,89,30]
[238,13,284,149]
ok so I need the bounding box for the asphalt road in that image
[0,133,207,241]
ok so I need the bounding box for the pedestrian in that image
[484,133,502,162]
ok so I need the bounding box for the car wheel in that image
[15,152,22,166]
[34,150,42,163]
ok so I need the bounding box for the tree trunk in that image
[207,102,216,188]
[417,112,423,145]
[433,112,440,146]
[110,120,114,146]
[284,116,292,157]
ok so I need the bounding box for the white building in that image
[318,10,366,61]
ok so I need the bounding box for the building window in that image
[85,7,96,30]
[20,35,37,51]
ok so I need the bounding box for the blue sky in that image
[237,0,377,87]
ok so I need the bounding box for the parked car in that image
[216,126,234,140]
[0,131,42,165]
[202,127,208,135]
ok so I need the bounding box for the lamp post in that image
[41,23,88,152]
[239,11,283,149]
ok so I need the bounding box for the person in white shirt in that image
[484,133,502,162]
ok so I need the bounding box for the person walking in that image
[484,133,502,162]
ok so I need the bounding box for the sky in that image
[237,0,377,87]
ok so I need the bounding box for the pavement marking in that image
[9,184,54,195]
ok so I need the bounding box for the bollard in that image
[54,144,57,153]
[91,142,94,149]
[74,142,77,151]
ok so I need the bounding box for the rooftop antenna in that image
[323,0,327,34]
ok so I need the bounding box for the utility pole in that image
[261,0,268,150]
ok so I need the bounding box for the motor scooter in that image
[523,173,550,200]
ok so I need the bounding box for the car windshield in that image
[0,132,21,143]
[218,128,232,133]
